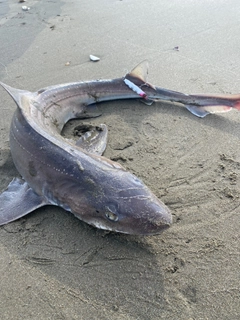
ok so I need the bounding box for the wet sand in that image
[0,1,239,319]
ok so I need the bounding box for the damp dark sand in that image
[0,1,239,319]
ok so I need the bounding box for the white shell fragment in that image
[89,55,100,62]
[22,6,30,11]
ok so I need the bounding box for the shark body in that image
[1,61,239,234]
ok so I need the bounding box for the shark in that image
[0,61,239,235]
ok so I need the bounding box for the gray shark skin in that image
[0,62,172,235]
[1,61,240,234]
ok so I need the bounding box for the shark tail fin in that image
[185,105,232,118]
[185,93,240,118]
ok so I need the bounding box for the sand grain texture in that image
[0,1,239,319]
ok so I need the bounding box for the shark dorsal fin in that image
[127,60,149,82]
[125,60,156,90]
[0,82,33,111]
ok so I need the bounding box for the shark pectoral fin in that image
[0,178,48,225]
[74,123,108,155]
[186,104,232,118]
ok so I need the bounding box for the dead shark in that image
[0,61,239,235]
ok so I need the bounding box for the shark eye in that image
[105,211,118,222]
[105,205,119,222]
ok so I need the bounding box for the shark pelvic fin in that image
[0,178,49,225]
[74,123,108,155]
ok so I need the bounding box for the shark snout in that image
[115,194,172,235]
[139,199,172,235]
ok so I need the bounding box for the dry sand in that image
[0,0,239,319]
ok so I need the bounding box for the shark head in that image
[67,162,172,235]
